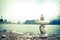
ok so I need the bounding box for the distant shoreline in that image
[0,23,60,25]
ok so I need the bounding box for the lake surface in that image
[0,24,60,35]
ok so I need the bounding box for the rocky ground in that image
[0,31,20,40]
[0,31,60,40]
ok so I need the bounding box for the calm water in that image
[0,24,60,35]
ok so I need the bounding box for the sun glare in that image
[3,0,58,23]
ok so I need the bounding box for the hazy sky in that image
[0,0,60,23]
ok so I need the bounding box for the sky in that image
[0,0,60,23]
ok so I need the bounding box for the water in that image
[0,24,60,35]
